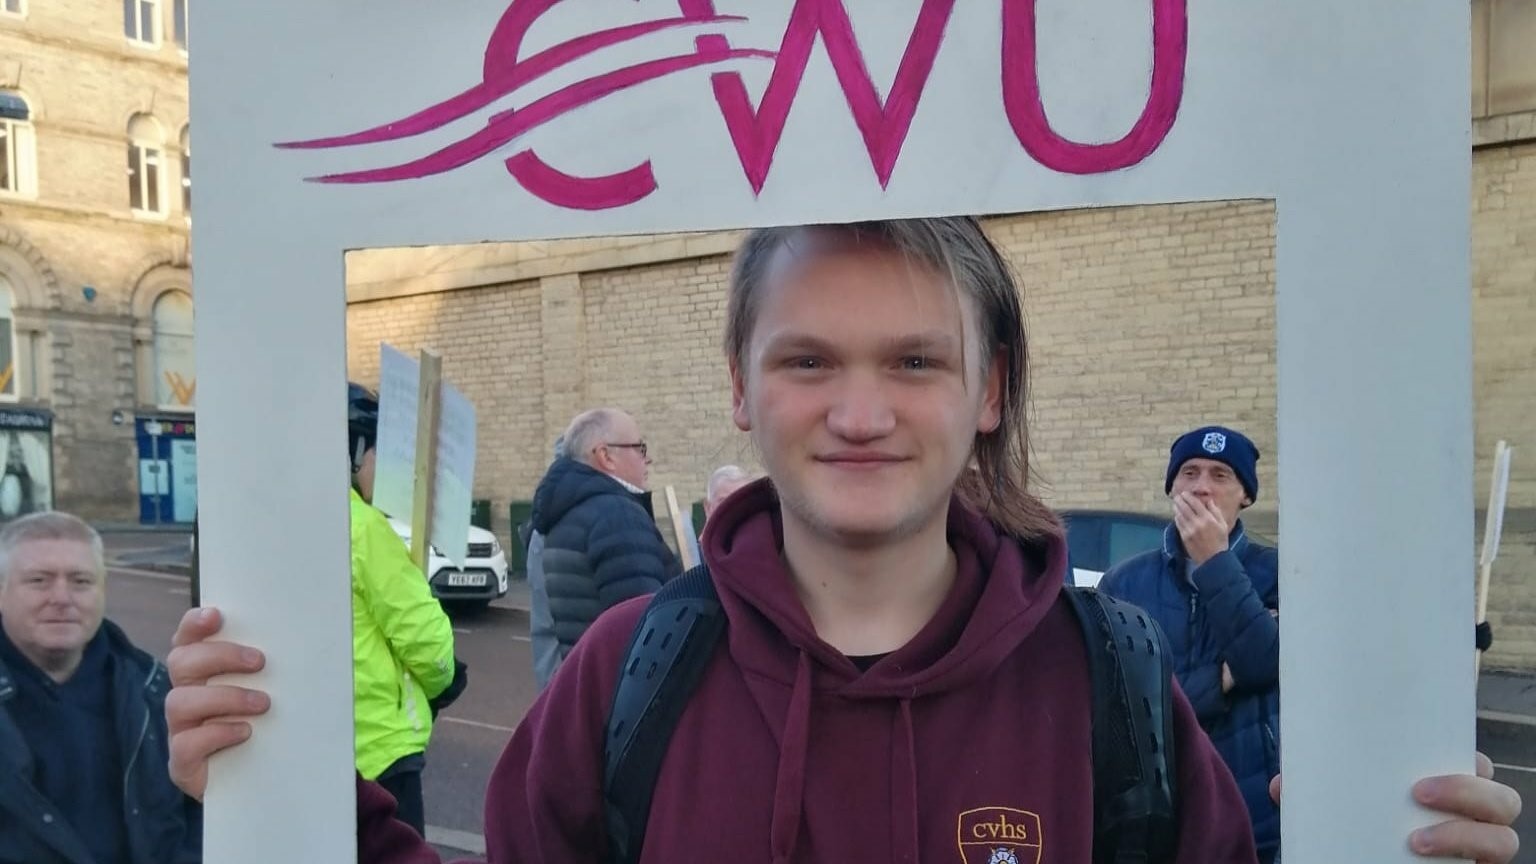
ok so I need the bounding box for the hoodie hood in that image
[530,457,653,534]
[700,477,1068,864]
[702,477,1067,697]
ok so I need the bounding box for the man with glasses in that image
[526,408,680,686]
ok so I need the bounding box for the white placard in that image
[171,439,199,524]
[1481,444,1513,568]
[679,506,701,572]
[193,2,1474,861]
[373,344,478,568]
[371,344,420,522]
[433,384,478,570]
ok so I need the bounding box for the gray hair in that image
[562,408,624,467]
[707,464,752,501]
[0,511,106,584]
[552,435,567,460]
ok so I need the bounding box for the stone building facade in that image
[0,0,196,523]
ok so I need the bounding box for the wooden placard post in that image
[408,350,443,573]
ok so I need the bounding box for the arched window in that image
[153,290,194,408]
[0,91,36,198]
[128,113,166,216]
[0,276,17,400]
[151,290,195,408]
[179,125,190,215]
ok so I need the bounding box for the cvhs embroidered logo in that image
[957,807,1043,864]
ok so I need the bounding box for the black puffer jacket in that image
[530,458,681,660]
[0,620,201,864]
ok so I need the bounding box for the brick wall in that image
[582,255,753,518]
[1472,140,1536,670]
[991,202,1278,527]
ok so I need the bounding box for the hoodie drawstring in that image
[771,651,814,864]
[892,698,920,862]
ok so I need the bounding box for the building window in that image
[1,0,25,18]
[173,0,188,50]
[128,113,166,216]
[179,126,190,215]
[124,0,161,46]
[0,278,17,401]
[153,290,195,409]
[0,91,36,198]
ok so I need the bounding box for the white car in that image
[388,518,510,607]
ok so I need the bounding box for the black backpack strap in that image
[1063,586,1179,864]
[602,565,726,864]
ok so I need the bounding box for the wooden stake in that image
[410,350,443,574]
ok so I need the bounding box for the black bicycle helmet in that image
[347,382,380,469]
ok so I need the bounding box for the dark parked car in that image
[1062,508,1274,587]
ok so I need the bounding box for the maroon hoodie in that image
[357,481,1258,863]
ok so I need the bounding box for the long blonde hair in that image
[724,217,1061,542]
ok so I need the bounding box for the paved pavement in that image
[99,531,1536,859]
[1477,671,1536,860]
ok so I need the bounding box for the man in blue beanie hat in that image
[1099,424,1281,863]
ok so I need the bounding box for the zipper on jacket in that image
[121,665,157,828]
[1188,590,1199,647]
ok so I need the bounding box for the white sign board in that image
[192,2,1474,861]
[374,344,478,569]
[1481,444,1513,568]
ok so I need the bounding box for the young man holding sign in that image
[165,220,1519,863]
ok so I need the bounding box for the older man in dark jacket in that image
[529,408,680,686]
[0,511,200,864]
[1098,425,1280,864]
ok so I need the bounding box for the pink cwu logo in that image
[276,0,1188,210]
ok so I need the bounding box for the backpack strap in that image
[602,565,726,864]
[600,570,1178,864]
[1063,585,1180,864]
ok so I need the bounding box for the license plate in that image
[446,572,487,587]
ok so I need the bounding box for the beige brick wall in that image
[581,255,755,517]
[1,3,191,521]
[344,257,761,546]
[1472,140,1536,670]
[991,202,1278,529]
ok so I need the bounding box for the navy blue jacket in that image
[530,458,681,665]
[0,619,202,864]
[1097,521,1280,859]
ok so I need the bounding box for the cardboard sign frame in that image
[191,3,1475,860]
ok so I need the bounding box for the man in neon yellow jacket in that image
[347,383,456,837]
